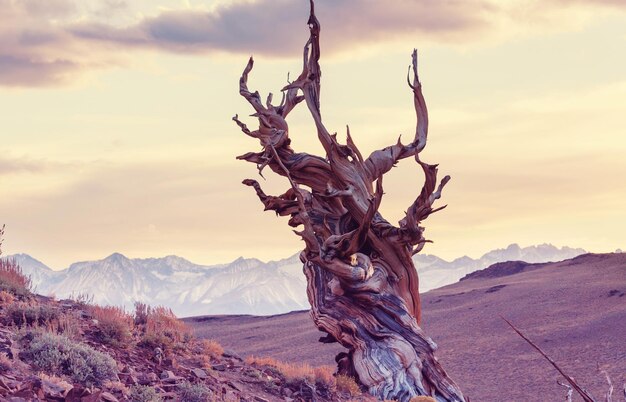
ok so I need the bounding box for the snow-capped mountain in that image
[5,243,585,316]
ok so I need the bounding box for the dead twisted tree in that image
[234,2,464,401]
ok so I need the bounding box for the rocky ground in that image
[0,292,372,401]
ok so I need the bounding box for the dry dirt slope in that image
[185,253,626,402]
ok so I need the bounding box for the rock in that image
[64,386,92,402]
[80,391,102,402]
[40,377,72,399]
[223,350,243,361]
[100,391,119,402]
[228,381,244,392]
[137,372,159,385]
[118,372,138,386]
[159,370,175,380]
[212,364,226,372]
[254,396,270,402]
[191,368,208,379]
[159,370,182,384]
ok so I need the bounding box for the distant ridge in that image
[460,260,538,281]
[3,243,586,316]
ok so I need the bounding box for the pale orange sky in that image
[1,0,625,269]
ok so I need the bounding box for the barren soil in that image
[186,253,626,402]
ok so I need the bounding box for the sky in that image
[1,0,625,269]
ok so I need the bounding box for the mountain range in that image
[4,243,586,317]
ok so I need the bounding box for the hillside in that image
[0,282,371,401]
[6,243,585,316]
[186,253,626,402]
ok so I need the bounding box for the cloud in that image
[0,0,497,87]
[0,0,122,87]
[0,0,624,87]
[0,156,51,175]
[0,55,79,87]
[69,0,495,56]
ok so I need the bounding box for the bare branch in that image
[242,179,299,217]
[362,49,430,181]
[503,318,597,402]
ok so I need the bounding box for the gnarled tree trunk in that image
[233,2,465,401]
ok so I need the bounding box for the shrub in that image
[134,302,149,326]
[0,227,30,297]
[0,257,31,297]
[335,374,361,396]
[53,311,82,339]
[138,306,190,352]
[69,292,94,307]
[0,290,15,304]
[25,332,117,386]
[313,365,334,386]
[89,305,134,347]
[177,381,212,402]
[129,385,163,402]
[0,353,12,374]
[199,339,223,360]
[7,302,59,327]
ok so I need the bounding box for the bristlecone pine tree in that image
[234,1,465,401]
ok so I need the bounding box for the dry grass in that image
[0,227,30,297]
[89,305,134,346]
[0,258,31,296]
[199,339,224,360]
[70,292,94,306]
[409,397,437,402]
[138,305,191,352]
[53,311,83,339]
[245,355,335,387]
[0,290,15,304]
[335,374,361,396]
[313,365,335,385]
[134,301,149,326]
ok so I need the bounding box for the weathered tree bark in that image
[233,2,465,401]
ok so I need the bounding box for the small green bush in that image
[26,332,117,386]
[129,385,163,402]
[177,381,212,402]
